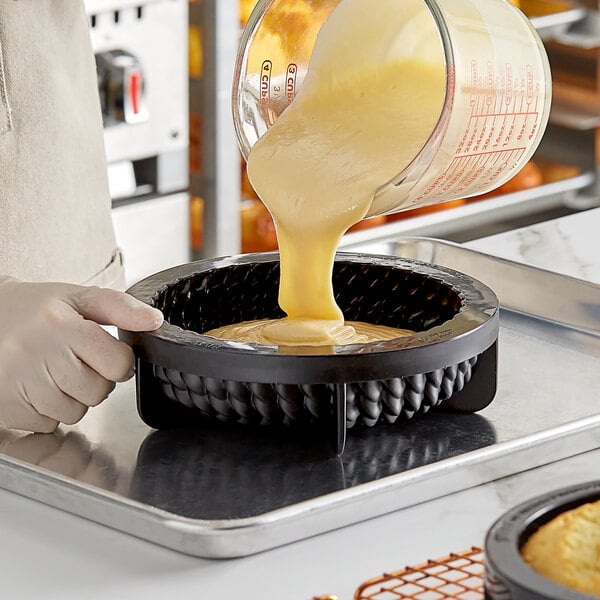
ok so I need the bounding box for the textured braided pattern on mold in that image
[152,261,462,337]
[154,357,477,428]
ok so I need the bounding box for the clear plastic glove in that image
[0,279,163,433]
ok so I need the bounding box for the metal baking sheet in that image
[1,239,600,558]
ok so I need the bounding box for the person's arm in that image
[0,279,162,432]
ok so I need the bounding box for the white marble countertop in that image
[467,207,600,285]
[1,208,599,600]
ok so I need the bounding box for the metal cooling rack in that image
[312,547,485,600]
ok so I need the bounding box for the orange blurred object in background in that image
[535,160,581,184]
[241,200,278,253]
[241,160,259,202]
[188,24,203,78]
[189,113,202,174]
[240,0,259,26]
[488,160,543,195]
[190,196,204,250]
[468,160,543,201]
[348,216,387,231]
[387,198,467,221]
[241,159,278,253]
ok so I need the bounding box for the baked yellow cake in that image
[521,499,600,596]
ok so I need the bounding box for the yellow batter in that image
[208,0,446,346]
[207,319,414,346]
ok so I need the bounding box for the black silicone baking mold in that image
[119,252,499,453]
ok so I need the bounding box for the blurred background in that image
[84,0,600,285]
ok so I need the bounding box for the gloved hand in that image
[0,279,163,433]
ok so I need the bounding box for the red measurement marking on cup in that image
[414,59,545,203]
[458,147,527,159]
[260,60,272,104]
[417,146,527,201]
[486,61,495,108]
[526,64,534,105]
[472,111,535,118]
[470,60,478,107]
[286,64,298,105]
[505,64,513,107]
[437,152,491,195]
[260,59,278,126]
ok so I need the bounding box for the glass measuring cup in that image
[232,0,552,216]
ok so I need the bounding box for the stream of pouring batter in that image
[207,0,446,346]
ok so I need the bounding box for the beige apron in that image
[0,0,124,289]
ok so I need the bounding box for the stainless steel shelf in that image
[552,9,600,47]
[190,0,242,258]
[550,98,600,129]
[189,77,205,114]
[529,4,587,40]
[339,172,596,247]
